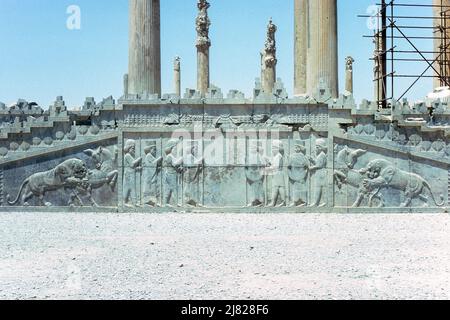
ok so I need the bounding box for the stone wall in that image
[0,87,449,213]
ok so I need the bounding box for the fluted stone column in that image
[433,0,450,88]
[128,0,161,96]
[345,56,354,94]
[196,0,211,96]
[174,57,181,97]
[262,19,278,94]
[294,0,308,96]
[306,0,338,98]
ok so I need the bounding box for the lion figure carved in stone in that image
[7,159,88,207]
[360,159,444,208]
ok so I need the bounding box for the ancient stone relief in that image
[183,141,204,207]
[353,159,445,208]
[4,144,119,208]
[142,141,163,207]
[116,132,343,210]
[6,159,88,207]
[309,139,328,208]
[333,143,447,209]
[123,139,142,208]
[81,147,118,207]
[1,94,448,213]
[287,141,309,207]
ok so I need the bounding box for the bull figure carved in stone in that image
[69,146,119,207]
[334,146,383,208]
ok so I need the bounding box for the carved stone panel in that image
[334,138,448,209]
[1,141,118,208]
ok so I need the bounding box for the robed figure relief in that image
[142,141,163,207]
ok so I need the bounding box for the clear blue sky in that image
[0,0,435,108]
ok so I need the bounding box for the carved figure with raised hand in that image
[309,139,328,208]
[183,143,204,207]
[142,142,163,207]
[7,159,88,207]
[163,139,183,207]
[288,141,309,207]
[123,139,142,208]
[266,140,286,207]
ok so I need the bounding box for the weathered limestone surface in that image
[262,19,278,94]
[307,0,339,98]
[196,0,211,96]
[1,0,449,214]
[345,56,354,95]
[0,91,449,213]
[294,0,308,96]
[174,57,181,97]
[128,0,161,96]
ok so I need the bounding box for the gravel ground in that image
[0,212,449,300]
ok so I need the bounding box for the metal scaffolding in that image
[359,0,450,109]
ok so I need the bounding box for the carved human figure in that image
[309,139,328,207]
[266,140,286,207]
[245,143,266,207]
[288,142,309,207]
[163,139,183,207]
[183,144,204,207]
[123,139,142,208]
[142,142,163,207]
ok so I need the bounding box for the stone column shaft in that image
[174,57,181,97]
[124,74,129,96]
[306,0,338,98]
[262,19,277,94]
[262,61,276,94]
[197,50,210,95]
[294,0,308,96]
[196,0,211,96]
[128,0,161,96]
[345,57,354,94]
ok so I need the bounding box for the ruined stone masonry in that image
[0,0,449,213]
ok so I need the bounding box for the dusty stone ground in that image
[0,212,449,300]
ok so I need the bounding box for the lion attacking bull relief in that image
[72,146,119,207]
[334,146,445,208]
[5,146,119,208]
[353,159,445,208]
[6,159,88,207]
